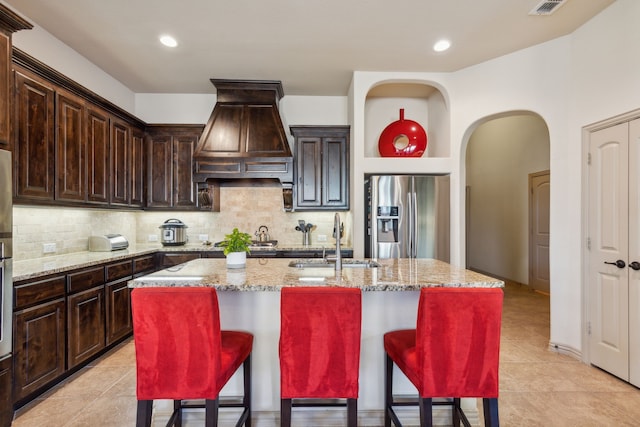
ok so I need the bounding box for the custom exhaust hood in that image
[193,79,294,210]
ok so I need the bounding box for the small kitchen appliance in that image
[255,226,270,242]
[159,219,189,246]
[89,234,129,252]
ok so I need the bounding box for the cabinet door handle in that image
[604,260,626,268]
[629,261,640,271]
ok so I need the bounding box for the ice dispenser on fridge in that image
[376,206,399,243]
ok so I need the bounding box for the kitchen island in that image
[129,258,503,426]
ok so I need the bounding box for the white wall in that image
[11,21,136,113]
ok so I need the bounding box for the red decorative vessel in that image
[378,109,427,157]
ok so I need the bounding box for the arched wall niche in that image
[364,80,450,158]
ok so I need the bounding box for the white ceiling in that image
[4,0,615,96]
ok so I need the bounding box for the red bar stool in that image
[279,287,362,427]
[384,287,503,427]
[131,287,253,427]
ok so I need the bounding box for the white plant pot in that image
[226,251,247,269]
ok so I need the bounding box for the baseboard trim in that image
[548,341,582,360]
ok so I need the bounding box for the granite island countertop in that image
[128,257,503,291]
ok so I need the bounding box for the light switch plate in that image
[43,243,56,253]
[317,234,327,242]
[148,234,158,242]
[199,234,209,241]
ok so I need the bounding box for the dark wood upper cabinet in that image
[109,118,130,206]
[55,90,86,202]
[173,133,198,208]
[146,125,203,210]
[296,135,322,207]
[86,106,110,205]
[130,127,145,207]
[0,6,32,148]
[291,126,350,211]
[147,130,173,208]
[13,68,55,202]
[12,50,147,209]
[0,31,10,148]
[322,136,349,207]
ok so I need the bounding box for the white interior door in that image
[628,118,640,386]
[529,171,550,293]
[588,122,629,381]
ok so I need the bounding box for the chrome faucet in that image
[333,213,342,271]
[324,213,342,271]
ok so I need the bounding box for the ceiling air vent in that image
[529,0,568,16]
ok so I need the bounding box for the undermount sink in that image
[249,240,278,248]
[288,259,381,269]
[215,240,278,248]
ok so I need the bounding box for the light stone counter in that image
[128,257,503,291]
[12,243,353,282]
[12,246,159,281]
[129,257,502,426]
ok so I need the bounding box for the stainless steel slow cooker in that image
[159,218,188,246]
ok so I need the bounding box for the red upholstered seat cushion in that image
[384,287,503,398]
[383,329,421,387]
[280,287,362,399]
[132,287,253,400]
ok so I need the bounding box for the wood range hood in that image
[193,79,294,210]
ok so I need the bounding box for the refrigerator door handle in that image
[412,191,418,257]
[407,192,412,257]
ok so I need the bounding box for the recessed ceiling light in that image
[433,39,451,52]
[159,35,178,48]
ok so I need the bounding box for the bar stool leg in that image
[136,400,152,427]
[281,398,292,427]
[173,400,183,427]
[204,399,219,427]
[419,397,433,427]
[452,398,461,426]
[384,354,393,427]
[347,398,358,427]
[483,398,499,427]
[244,356,252,427]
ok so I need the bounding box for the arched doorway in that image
[464,112,550,291]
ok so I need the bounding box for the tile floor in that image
[10,282,640,426]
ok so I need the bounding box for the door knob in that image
[629,261,640,271]
[604,260,626,268]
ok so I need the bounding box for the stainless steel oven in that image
[0,149,12,360]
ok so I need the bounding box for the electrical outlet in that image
[148,234,158,242]
[43,243,56,253]
[317,234,327,242]
[198,234,209,242]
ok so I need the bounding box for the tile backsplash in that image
[13,186,352,261]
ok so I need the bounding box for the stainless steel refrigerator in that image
[0,149,12,423]
[365,175,450,260]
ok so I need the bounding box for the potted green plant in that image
[219,228,252,268]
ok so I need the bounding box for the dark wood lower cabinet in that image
[13,298,66,402]
[106,278,132,345]
[12,255,160,409]
[0,355,12,427]
[160,252,201,267]
[67,286,105,369]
